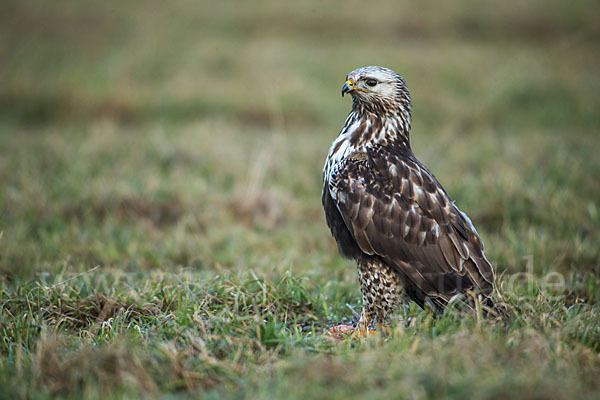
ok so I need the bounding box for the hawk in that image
[322,66,495,335]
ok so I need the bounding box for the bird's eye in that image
[365,79,377,87]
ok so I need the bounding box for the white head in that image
[342,66,411,117]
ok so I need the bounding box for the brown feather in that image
[327,148,494,303]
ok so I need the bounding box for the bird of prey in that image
[322,66,495,335]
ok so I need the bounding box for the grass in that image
[1,0,599,398]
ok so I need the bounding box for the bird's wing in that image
[328,147,494,307]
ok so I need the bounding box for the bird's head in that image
[342,66,411,118]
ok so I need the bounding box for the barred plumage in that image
[322,66,495,333]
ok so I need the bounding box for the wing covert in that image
[327,147,494,306]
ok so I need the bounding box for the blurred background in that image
[1,0,599,280]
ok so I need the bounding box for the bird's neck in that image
[346,102,412,150]
[324,107,412,177]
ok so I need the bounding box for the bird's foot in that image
[325,324,378,341]
[351,326,377,340]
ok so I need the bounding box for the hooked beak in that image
[341,80,354,97]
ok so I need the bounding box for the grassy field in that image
[1,0,599,398]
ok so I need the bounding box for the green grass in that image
[1,0,599,398]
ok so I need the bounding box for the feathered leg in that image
[355,259,373,336]
[356,298,376,336]
[355,258,407,337]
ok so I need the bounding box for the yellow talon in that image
[351,327,377,340]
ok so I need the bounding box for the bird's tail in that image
[440,292,502,319]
